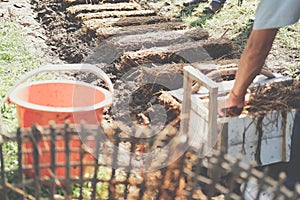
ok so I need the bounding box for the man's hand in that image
[218,89,252,117]
[219,28,278,117]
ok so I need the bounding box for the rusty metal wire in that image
[0,123,299,200]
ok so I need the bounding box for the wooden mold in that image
[177,66,295,166]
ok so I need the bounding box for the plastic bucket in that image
[6,64,114,179]
[9,80,112,127]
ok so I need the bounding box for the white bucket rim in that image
[8,80,113,113]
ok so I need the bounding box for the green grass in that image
[0,19,113,199]
[0,19,42,133]
[181,0,300,76]
[0,21,40,200]
[0,19,44,176]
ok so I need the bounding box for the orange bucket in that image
[7,64,113,179]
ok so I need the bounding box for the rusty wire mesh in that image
[0,122,299,200]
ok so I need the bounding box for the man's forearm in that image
[232,29,278,97]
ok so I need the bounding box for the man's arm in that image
[219,28,278,116]
[233,28,278,97]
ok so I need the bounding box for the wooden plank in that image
[67,2,142,16]
[178,62,233,76]
[94,21,187,40]
[119,38,233,70]
[76,10,156,21]
[226,110,295,166]
[183,66,218,92]
[182,66,219,153]
[169,81,235,105]
[180,68,193,150]
[208,86,218,148]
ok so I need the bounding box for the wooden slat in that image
[77,10,156,21]
[180,68,193,156]
[208,86,218,148]
[182,66,218,160]
[67,2,142,15]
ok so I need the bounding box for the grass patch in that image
[0,19,43,199]
[0,20,45,193]
[181,0,300,74]
[182,0,258,55]
[0,19,42,133]
[0,18,113,199]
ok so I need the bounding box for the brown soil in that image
[26,0,234,129]
[1,0,297,198]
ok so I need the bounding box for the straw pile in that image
[245,81,300,116]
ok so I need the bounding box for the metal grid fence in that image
[0,123,299,200]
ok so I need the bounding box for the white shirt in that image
[253,0,300,30]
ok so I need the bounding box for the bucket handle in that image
[4,63,114,103]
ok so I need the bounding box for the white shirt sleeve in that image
[253,0,300,30]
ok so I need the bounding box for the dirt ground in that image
[0,0,295,165]
[1,0,298,71]
[0,0,62,64]
[0,0,298,198]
